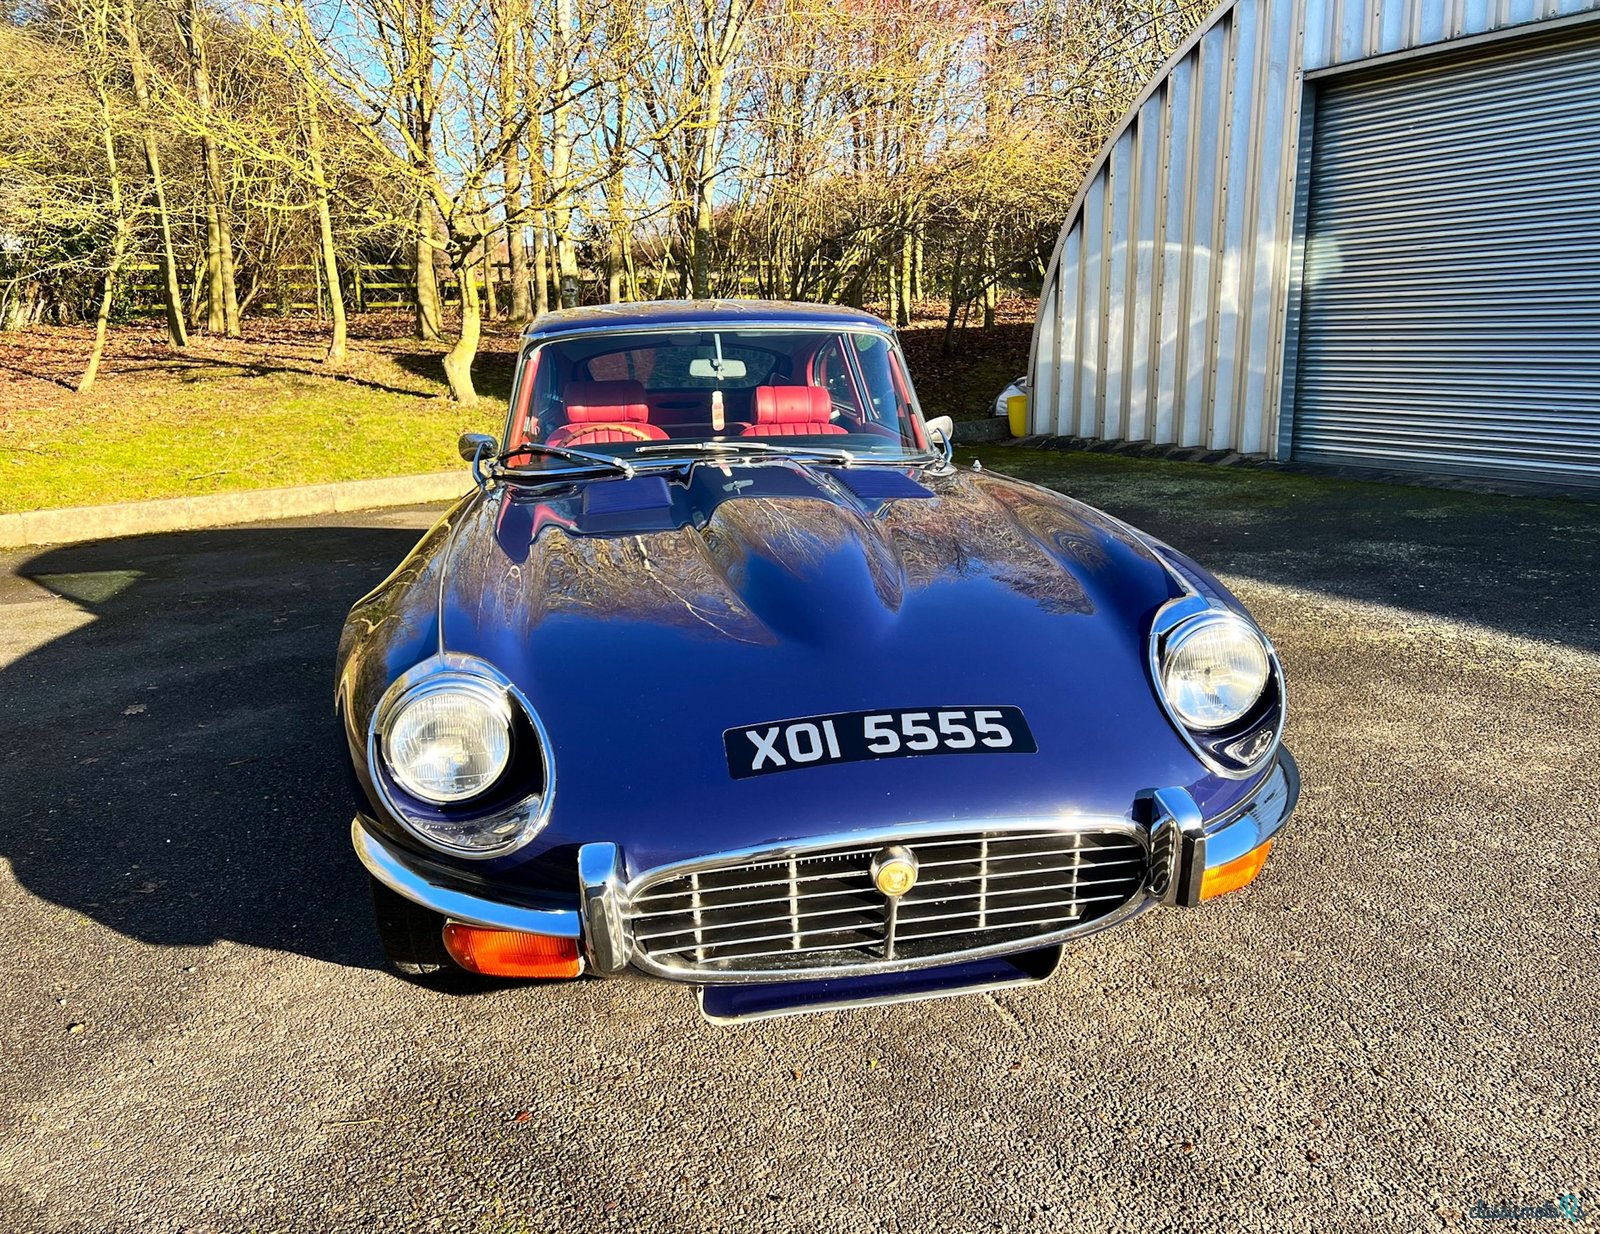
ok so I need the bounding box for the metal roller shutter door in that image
[1291,23,1600,487]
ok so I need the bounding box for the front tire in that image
[369,876,455,978]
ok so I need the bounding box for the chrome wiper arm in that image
[633,440,858,465]
[497,442,636,478]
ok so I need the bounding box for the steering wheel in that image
[553,422,662,448]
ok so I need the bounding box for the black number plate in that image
[724,706,1036,780]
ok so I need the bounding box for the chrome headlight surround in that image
[1149,596,1285,779]
[366,654,555,860]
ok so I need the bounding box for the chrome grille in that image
[627,827,1148,979]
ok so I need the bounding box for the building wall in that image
[1028,0,1600,456]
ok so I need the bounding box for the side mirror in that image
[925,415,954,445]
[459,432,497,463]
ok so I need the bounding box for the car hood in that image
[437,461,1234,878]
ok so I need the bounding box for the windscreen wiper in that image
[497,442,636,478]
[633,440,860,465]
[634,440,942,469]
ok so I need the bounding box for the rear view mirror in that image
[689,357,747,379]
[925,416,954,444]
[459,432,497,462]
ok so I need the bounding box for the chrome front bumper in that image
[350,819,582,939]
[353,747,1299,977]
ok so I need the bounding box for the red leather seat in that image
[737,386,847,437]
[548,380,669,448]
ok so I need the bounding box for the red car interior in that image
[547,379,670,448]
[737,386,847,437]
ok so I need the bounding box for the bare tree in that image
[120,0,188,347]
[174,0,241,336]
[76,0,132,390]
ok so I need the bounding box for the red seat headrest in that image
[564,379,650,423]
[752,385,833,424]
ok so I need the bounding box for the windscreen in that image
[504,328,928,458]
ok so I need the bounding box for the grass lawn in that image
[965,442,1599,522]
[0,313,507,514]
[0,303,1032,514]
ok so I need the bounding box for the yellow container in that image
[1006,393,1028,438]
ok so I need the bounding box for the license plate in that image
[724,706,1036,779]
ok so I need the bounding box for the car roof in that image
[520,299,894,343]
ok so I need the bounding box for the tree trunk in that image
[898,224,914,326]
[178,0,239,337]
[442,248,481,403]
[415,201,442,340]
[80,84,130,394]
[187,254,205,328]
[622,231,638,302]
[913,224,925,302]
[506,218,530,320]
[550,0,579,308]
[532,213,550,316]
[121,0,186,348]
[942,244,965,356]
[303,91,346,363]
[605,139,627,303]
[497,6,531,322]
[981,224,997,329]
[885,243,899,328]
[481,233,499,319]
[217,199,241,333]
[203,205,225,332]
[690,59,726,300]
[408,0,441,341]
[602,9,631,305]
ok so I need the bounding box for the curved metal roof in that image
[1028,0,1600,457]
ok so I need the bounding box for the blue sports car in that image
[337,300,1297,1023]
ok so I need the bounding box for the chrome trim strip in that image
[1203,748,1300,870]
[518,319,900,346]
[624,816,1150,985]
[1150,785,1208,908]
[577,842,632,974]
[351,818,581,938]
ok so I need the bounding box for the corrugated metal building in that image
[1028,0,1600,488]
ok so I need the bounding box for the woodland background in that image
[0,0,1206,510]
[1,0,1210,392]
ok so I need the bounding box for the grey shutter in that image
[1291,22,1600,488]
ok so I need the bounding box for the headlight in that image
[382,679,512,803]
[1160,615,1271,730]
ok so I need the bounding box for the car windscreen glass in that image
[504,328,927,463]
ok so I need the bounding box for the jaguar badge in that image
[871,846,919,898]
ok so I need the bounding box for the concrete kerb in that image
[0,471,469,550]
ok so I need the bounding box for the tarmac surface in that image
[1,450,1596,1232]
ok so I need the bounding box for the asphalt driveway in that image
[1,451,1596,1233]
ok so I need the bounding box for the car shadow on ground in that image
[3,466,1596,973]
[0,523,435,972]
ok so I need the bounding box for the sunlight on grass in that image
[0,377,500,514]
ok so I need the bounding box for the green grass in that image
[0,316,509,514]
[0,307,1035,513]
[966,445,1322,507]
[965,443,1598,525]
[1,380,495,514]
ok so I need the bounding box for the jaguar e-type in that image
[336,300,1297,1023]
